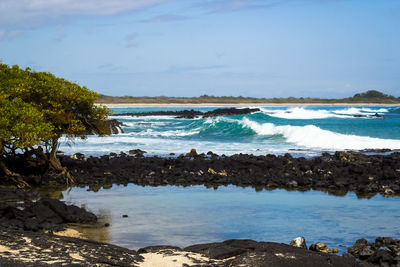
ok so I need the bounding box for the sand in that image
[53,228,86,239]
[139,250,224,267]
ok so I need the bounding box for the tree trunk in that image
[48,138,74,186]
[49,138,63,171]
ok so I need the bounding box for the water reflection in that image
[57,184,400,253]
[67,209,112,244]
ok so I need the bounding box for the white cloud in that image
[0,29,21,40]
[0,0,170,27]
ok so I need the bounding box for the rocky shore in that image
[1,207,398,267]
[1,198,397,267]
[0,231,367,266]
[1,150,400,266]
[112,107,261,119]
[23,150,399,197]
[110,107,384,119]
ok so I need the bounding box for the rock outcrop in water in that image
[42,150,400,197]
[87,119,125,134]
[202,108,261,118]
[112,107,260,119]
[0,198,97,232]
[348,237,400,266]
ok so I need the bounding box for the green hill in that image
[96,90,400,104]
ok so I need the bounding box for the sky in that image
[0,0,399,98]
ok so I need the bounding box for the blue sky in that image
[0,0,399,98]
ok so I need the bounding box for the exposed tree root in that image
[0,161,30,188]
[52,167,74,187]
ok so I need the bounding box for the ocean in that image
[57,104,400,252]
[60,105,400,157]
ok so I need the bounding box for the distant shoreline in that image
[97,102,400,107]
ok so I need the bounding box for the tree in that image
[354,90,388,99]
[0,64,111,185]
[0,97,55,186]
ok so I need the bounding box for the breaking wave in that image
[259,107,390,120]
[241,118,400,150]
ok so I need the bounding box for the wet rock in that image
[113,110,203,119]
[309,242,331,253]
[128,149,147,157]
[290,237,307,249]
[41,199,97,223]
[348,238,368,257]
[85,119,125,135]
[184,239,361,266]
[373,113,382,118]
[186,148,198,157]
[202,108,260,118]
[359,247,374,260]
[112,108,260,119]
[10,150,400,197]
[348,237,400,266]
[0,199,97,232]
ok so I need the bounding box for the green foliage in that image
[353,90,393,99]
[0,64,111,140]
[0,63,111,175]
[96,90,400,104]
[0,97,54,152]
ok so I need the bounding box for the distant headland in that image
[96,90,400,105]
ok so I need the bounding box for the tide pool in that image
[61,185,400,253]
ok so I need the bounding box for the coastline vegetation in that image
[96,90,400,104]
[0,64,111,186]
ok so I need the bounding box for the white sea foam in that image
[117,129,200,137]
[242,118,400,150]
[260,107,350,119]
[109,115,179,120]
[122,121,168,127]
[333,107,388,116]
[60,135,289,157]
[259,107,390,119]
[203,116,237,125]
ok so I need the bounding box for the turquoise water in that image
[63,184,400,253]
[60,105,400,157]
[58,105,400,253]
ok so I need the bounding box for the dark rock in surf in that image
[202,107,260,117]
[113,109,203,119]
[88,119,124,134]
[373,113,382,118]
[129,149,147,157]
[112,107,260,119]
